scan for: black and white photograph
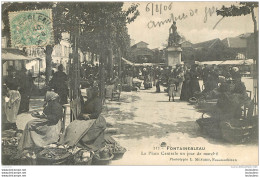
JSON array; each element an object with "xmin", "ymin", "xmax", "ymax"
[{"xmin": 1, "ymin": 1, "xmax": 259, "ymax": 171}]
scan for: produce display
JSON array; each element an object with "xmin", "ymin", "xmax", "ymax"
[
  {"xmin": 2, "ymin": 137, "xmax": 19, "ymax": 146},
  {"xmin": 2, "ymin": 145, "xmax": 17, "ymax": 156},
  {"xmin": 74, "ymin": 150, "xmax": 92, "ymax": 164},
  {"xmin": 92, "ymin": 146, "xmax": 114, "ymax": 165},
  {"xmin": 106, "ymin": 143, "xmax": 126, "ymax": 153},
  {"xmin": 1, "ymin": 129, "xmax": 127, "ymax": 165},
  {"xmin": 196, "ymin": 79, "xmax": 256, "ymax": 144},
  {"xmin": 95, "ymin": 147, "xmax": 111, "ymax": 159},
  {"xmin": 38, "ymin": 148, "xmax": 71, "ymax": 160}
]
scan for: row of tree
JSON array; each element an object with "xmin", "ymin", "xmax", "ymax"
[{"xmin": 2, "ymin": 2, "xmax": 139, "ymax": 83}]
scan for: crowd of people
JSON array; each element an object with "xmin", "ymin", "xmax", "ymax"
[
  {"xmin": 2, "ymin": 61, "xmax": 254, "ymax": 162},
  {"xmin": 119, "ymin": 63, "xmax": 250, "ymax": 104},
  {"xmin": 5, "ymin": 63, "xmax": 107, "ymax": 159}
]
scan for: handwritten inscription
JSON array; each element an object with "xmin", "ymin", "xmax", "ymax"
[
  {"xmin": 145, "ymin": 3, "xmax": 218, "ymax": 29},
  {"xmin": 146, "ymin": 2, "xmax": 172, "ymax": 15},
  {"xmin": 147, "ymin": 9, "xmax": 198, "ymax": 29}
]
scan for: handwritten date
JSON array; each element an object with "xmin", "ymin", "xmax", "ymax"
[{"xmin": 146, "ymin": 2, "xmax": 172, "ymax": 15}]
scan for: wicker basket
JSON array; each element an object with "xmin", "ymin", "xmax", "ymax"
[
  {"xmin": 2, "ymin": 145, "xmax": 18, "ymax": 165},
  {"xmin": 112, "ymin": 148, "xmax": 126, "ymax": 160},
  {"xmin": 73, "ymin": 150, "xmax": 93, "ymax": 165},
  {"xmin": 92, "ymin": 153, "xmax": 114, "ymax": 165},
  {"xmin": 122, "ymin": 85, "xmax": 132, "ymax": 92},
  {"xmin": 37, "ymin": 148, "xmax": 72, "ymax": 165},
  {"xmin": 189, "ymin": 97, "xmax": 198, "ymax": 105},
  {"xmin": 220, "ymin": 118, "xmax": 256, "ymax": 144},
  {"xmin": 196, "ymin": 113, "xmax": 222, "ymax": 139}
]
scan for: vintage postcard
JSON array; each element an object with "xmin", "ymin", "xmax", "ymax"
[{"xmin": 1, "ymin": 1, "xmax": 259, "ymax": 169}]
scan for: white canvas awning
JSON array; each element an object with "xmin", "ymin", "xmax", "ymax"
[
  {"xmin": 197, "ymin": 61, "xmax": 224, "ymax": 65},
  {"xmin": 122, "ymin": 57, "xmax": 134, "ymax": 65},
  {"xmin": 219, "ymin": 59, "xmax": 253, "ymax": 65},
  {"xmin": 2, "ymin": 48, "xmax": 38, "ymax": 61}
]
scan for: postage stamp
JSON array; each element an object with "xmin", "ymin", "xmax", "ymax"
[{"xmin": 9, "ymin": 9, "xmax": 54, "ymax": 48}]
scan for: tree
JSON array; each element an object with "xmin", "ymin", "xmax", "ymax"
[
  {"xmin": 77, "ymin": 3, "xmax": 139, "ymax": 74},
  {"xmin": 217, "ymin": 2, "xmax": 258, "ymax": 115},
  {"xmin": 216, "ymin": 3, "xmax": 258, "ymax": 62},
  {"xmin": 2, "ymin": 2, "xmax": 139, "ymax": 101},
  {"xmin": 55, "ymin": 2, "xmax": 139, "ymax": 100}
]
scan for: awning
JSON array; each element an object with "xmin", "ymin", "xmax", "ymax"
[
  {"xmin": 122, "ymin": 57, "xmax": 134, "ymax": 65},
  {"xmin": 197, "ymin": 61, "xmax": 224, "ymax": 65},
  {"xmin": 2, "ymin": 48, "xmax": 38, "ymax": 61},
  {"xmin": 134, "ymin": 63, "xmax": 154, "ymax": 66},
  {"xmin": 219, "ymin": 59, "xmax": 253, "ymax": 65},
  {"xmin": 243, "ymin": 59, "xmax": 254, "ymax": 65},
  {"xmin": 134, "ymin": 63, "xmax": 164, "ymax": 67},
  {"xmin": 196, "ymin": 59, "xmax": 254, "ymax": 66}
]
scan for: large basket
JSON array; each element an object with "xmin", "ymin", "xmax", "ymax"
[
  {"xmin": 2, "ymin": 145, "xmax": 18, "ymax": 165},
  {"xmin": 105, "ymin": 142, "xmax": 127, "ymax": 160},
  {"xmin": 112, "ymin": 148, "xmax": 126, "ymax": 160},
  {"xmin": 189, "ymin": 97, "xmax": 198, "ymax": 105},
  {"xmin": 122, "ymin": 85, "xmax": 132, "ymax": 92},
  {"xmin": 220, "ymin": 118, "xmax": 257, "ymax": 144},
  {"xmin": 73, "ymin": 150, "xmax": 94, "ymax": 165},
  {"xmin": 92, "ymin": 153, "xmax": 114, "ymax": 165},
  {"xmin": 37, "ymin": 148, "xmax": 72, "ymax": 165},
  {"xmin": 144, "ymin": 82, "xmax": 152, "ymax": 89},
  {"xmin": 196, "ymin": 114, "xmax": 222, "ymax": 139}
]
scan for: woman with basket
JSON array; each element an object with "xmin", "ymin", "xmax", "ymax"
[
  {"xmin": 18, "ymin": 91, "xmax": 63, "ymax": 156},
  {"xmin": 59, "ymin": 88, "xmax": 106, "ymax": 152}
]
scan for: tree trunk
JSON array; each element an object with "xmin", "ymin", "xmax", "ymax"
[
  {"xmin": 91, "ymin": 52, "xmax": 95, "ymax": 65},
  {"xmin": 73, "ymin": 35, "xmax": 80, "ymax": 99},
  {"xmin": 251, "ymin": 7, "xmax": 258, "ymax": 115},
  {"xmin": 118, "ymin": 48, "xmax": 122, "ymax": 92},
  {"xmin": 99, "ymin": 47, "xmax": 105, "ymax": 103},
  {"xmin": 45, "ymin": 45, "xmax": 53, "ymax": 85},
  {"xmin": 107, "ymin": 39, "xmax": 113, "ymax": 80}
]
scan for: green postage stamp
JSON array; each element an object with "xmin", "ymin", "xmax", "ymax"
[{"xmin": 9, "ymin": 9, "xmax": 54, "ymax": 47}]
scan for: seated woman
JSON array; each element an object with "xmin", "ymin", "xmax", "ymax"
[
  {"xmin": 217, "ymin": 75, "xmax": 254, "ymax": 119},
  {"xmin": 59, "ymin": 88, "xmax": 106, "ymax": 152},
  {"xmin": 81, "ymin": 86, "xmax": 102, "ymax": 119},
  {"xmin": 18, "ymin": 91, "xmax": 63, "ymax": 153}
]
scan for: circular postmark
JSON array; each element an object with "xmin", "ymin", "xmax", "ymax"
[{"xmin": 9, "ymin": 10, "xmax": 54, "ymax": 47}]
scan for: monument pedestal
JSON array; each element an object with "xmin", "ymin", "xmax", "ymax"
[{"xmin": 166, "ymin": 46, "xmax": 182, "ymax": 68}]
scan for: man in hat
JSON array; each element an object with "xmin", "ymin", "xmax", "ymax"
[
  {"xmin": 49, "ymin": 64, "xmax": 68, "ymax": 104},
  {"xmin": 17, "ymin": 67, "xmax": 33, "ymax": 113},
  {"xmin": 5, "ymin": 66, "xmax": 19, "ymax": 90}
]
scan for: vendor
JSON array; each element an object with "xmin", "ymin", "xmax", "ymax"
[
  {"xmin": 18, "ymin": 91, "xmax": 63, "ymax": 154},
  {"xmin": 216, "ymin": 69, "xmax": 254, "ymax": 119},
  {"xmin": 59, "ymin": 89, "xmax": 106, "ymax": 151},
  {"xmin": 3, "ymin": 67, "xmax": 21, "ymax": 130},
  {"xmin": 81, "ymin": 86, "xmax": 102, "ymax": 119}
]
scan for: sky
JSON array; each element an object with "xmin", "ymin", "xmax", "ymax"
[{"xmin": 124, "ymin": 2, "xmax": 258, "ymax": 49}]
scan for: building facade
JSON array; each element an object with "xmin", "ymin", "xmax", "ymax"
[{"xmin": 130, "ymin": 41, "xmax": 154, "ymax": 63}]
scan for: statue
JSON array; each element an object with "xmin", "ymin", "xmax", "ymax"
[
  {"xmin": 169, "ymin": 21, "xmax": 177, "ymax": 34},
  {"xmin": 168, "ymin": 21, "xmax": 181, "ymax": 47}
]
